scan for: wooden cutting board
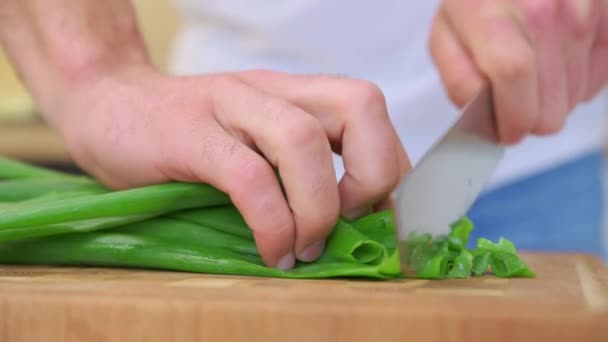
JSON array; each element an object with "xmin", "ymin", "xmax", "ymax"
[{"xmin": 0, "ymin": 253, "xmax": 607, "ymax": 342}]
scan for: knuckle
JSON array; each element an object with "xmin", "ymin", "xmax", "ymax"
[
  {"xmin": 207, "ymin": 74, "xmax": 243, "ymax": 99},
  {"xmin": 261, "ymin": 96, "xmax": 292, "ymax": 123},
  {"xmin": 228, "ymin": 156, "xmax": 295, "ymax": 233},
  {"xmin": 499, "ymin": 115, "xmax": 535, "ymax": 144},
  {"xmin": 291, "ymin": 182, "xmax": 340, "ymax": 245},
  {"xmin": 338, "ymin": 80, "xmax": 388, "ymax": 117},
  {"xmin": 537, "ymin": 113, "xmax": 567, "ymax": 134},
  {"xmin": 377, "ymin": 167, "xmax": 401, "ymax": 195},
  {"xmin": 357, "ymin": 161, "xmax": 401, "ymax": 200},
  {"xmin": 179, "ymin": 130, "xmax": 223, "ymax": 180},
  {"xmin": 259, "ymin": 97, "xmax": 325, "ymax": 147},
  {"xmin": 296, "ymin": 207, "xmax": 338, "ymax": 243},
  {"xmin": 237, "ymin": 68, "xmax": 275, "ymax": 81},
  {"xmin": 312, "ymin": 193, "xmax": 340, "ymax": 228},
  {"xmin": 521, "ymin": 0, "xmax": 557, "ymax": 31},
  {"xmin": 511, "ymin": 123, "xmax": 533, "ymax": 139},
  {"xmin": 486, "ymin": 50, "xmax": 535, "ymax": 81},
  {"xmin": 354, "ymin": 81, "xmax": 388, "ymax": 113},
  {"xmin": 502, "ymin": 131, "xmax": 526, "ymax": 145},
  {"xmin": 292, "ymin": 174, "xmax": 340, "ymax": 243},
  {"xmin": 311, "ymin": 176, "xmax": 339, "ymax": 204},
  {"xmin": 254, "ymin": 197, "xmax": 294, "ymax": 235},
  {"xmin": 383, "ymin": 164, "xmax": 403, "ymax": 193},
  {"xmin": 198, "ymin": 130, "xmax": 226, "ymax": 158},
  {"xmin": 571, "ymin": 18, "xmax": 595, "ymax": 40},
  {"xmin": 566, "ymin": 0, "xmax": 598, "ymax": 39},
  {"xmin": 442, "ymin": 72, "xmax": 464, "ymax": 96},
  {"xmin": 509, "ymin": 114, "xmax": 536, "ymax": 135},
  {"xmin": 282, "ymin": 114, "xmax": 326, "ymax": 148},
  {"xmin": 446, "ymin": 89, "xmax": 469, "ymax": 107},
  {"xmin": 233, "ymin": 156, "xmax": 274, "ymax": 191},
  {"xmin": 444, "ymin": 76, "xmax": 476, "ymax": 106},
  {"xmin": 544, "ymin": 118, "xmax": 566, "ymax": 134},
  {"xmin": 212, "ymin": 73, "xmax": 241, "ymax": 87}
]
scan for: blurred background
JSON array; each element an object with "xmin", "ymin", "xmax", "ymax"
[{"xmin": 0, "ymin": 0, "xmax": 178, "ymax": 168}]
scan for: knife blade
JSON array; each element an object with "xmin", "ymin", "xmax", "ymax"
[{"xmin": 394, "ymin": 87, "xmax": 504, "ymax": 240}]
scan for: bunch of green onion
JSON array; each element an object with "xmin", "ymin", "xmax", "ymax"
[{"xmin": 0, "ymin": 157, "xmax": 534, "ymax": 280}]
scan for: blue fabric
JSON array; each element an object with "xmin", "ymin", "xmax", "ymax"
[{"xmin": 466, "ymin": 150, "xmax": 606, "ymax": 259}]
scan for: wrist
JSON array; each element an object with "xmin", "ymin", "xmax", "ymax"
[
  {"xmin": 0, "ymin": 0, "xmax": 153, "ymax": 128},
  {"xmin": 48, "ymin": 60, "xmax": 157, "ymax": 134},
  {"xmin": 41, "ymin": 42, "xmax": 152, "ymax": 120}
]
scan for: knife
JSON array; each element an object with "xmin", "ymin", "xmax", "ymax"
[{"xmin": 394, "ymin": 87, "xmax": 504, "ymax": 241}]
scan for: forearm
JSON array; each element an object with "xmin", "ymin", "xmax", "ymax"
[{"xmin": 0, "ymin": 0, "xmax": 150, "ymax": 124}]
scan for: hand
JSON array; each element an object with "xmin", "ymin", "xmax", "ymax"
[
  {"xmin": 430, "ymin": 0, "xmax": 608, "ymax": 143},
  {"xmin": 54, "ymin": 66, "xmax": 410, "ymax": 270}
]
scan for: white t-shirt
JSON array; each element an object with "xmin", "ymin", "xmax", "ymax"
[{"xmin": 169, "ymin": 0, "xmax": 607, "ymax": 189}]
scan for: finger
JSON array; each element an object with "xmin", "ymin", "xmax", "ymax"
[
  {"xmin": 234, "ymin": 71, "xmax": 408, "ymax": 219},
  {"xmin": 561, "ymin": 0, "xmax": 600, "ymax": 108},
  {"xmin": 337, "ymin": 101, "xmax": 401, "ymax": 219},
  {"xmin": 586, "ymin": 0, "xmax": 608, "ymax": 99},
  {"xmin": 373, "ymin": 194, "xmax": 396, "ymax": 212},
  {"xmin": 393, "ymin": 126, "xmax": 411, "ymax": 184},
  {"xmin": 510, "ymin": 0, "xmax": 568, "ymax": 134},
  {"xmin": 443, "ymin": 1, "xmax": 540, "ymax": 144},
  {"xmin": 212, "ymin": 77, "xmax": 339, "ymax": 263},
  {"xmin": 429, "ymin": 11, "xmax": 485, "ymax": 107},
  {"xmin": 165, "ymin": 120, "xmax": 296, "ymax": 269}
]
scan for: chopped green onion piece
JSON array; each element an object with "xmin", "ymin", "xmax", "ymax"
[
  {"xmin": 448, "ymin": 217, "xmax": 474, "ymax": 249},
  {"xmin": 477, "ymin": 237, "xmax": 517, "ymax": 254},
  {"xmin": 402, "ymin": 218, "xmax": 535, "ymax": 279},
  {"xmin": 471, "ymin": 251, "xmax": 491, "ymax": 276},
  {"xmin": 447, "ymin": 249, "xmax": 473, "ymax": 279}
]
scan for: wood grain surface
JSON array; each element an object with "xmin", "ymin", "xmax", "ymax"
[{"xmin": 0, "ymin": 253, "xmax": 607, "ymax": 342}]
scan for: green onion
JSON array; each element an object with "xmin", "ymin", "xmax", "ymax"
[
  {"xmin": 0, "ymin": 178, "xmax": 107, "ymax": 202},
  {"xmin": 0, "ymin": 156, "xmax": 532, "ymax": 280},
  {"xmin": 446, "ymin": 249, "xmax": 473, "ymax": 279},
  {"xmin": 477, "ymin": 238, "xmax": 536, "ymax": 277},
  {"xmin": 0, "ymin": 182, "xmax": 230, "ymax": 242},
  {"xmin": 0, "ymin": 206, "xmax": 402, "ymax": 279},
  {"xmin": 471, "ymin": 251, "xmax": 491, "ymax": 276},
  {"xmin": 401, "ymin": 218, "xmax": 535, "ymax": 279},
  {"xmin": 0, "ymin": 157, "xmax": 401, "ymax": 279}
]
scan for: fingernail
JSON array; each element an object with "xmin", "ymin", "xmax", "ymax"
[
  {"xmin": 276, "ymin": 252, "xmax": 295, "ymax": 270},
  {"xmin": 343, "ymin": 207, "xmax": 369, "ymax": 220},
  {"xmin": 298, "ymin": 240, "xmax": 325, "ymax": 262}
]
